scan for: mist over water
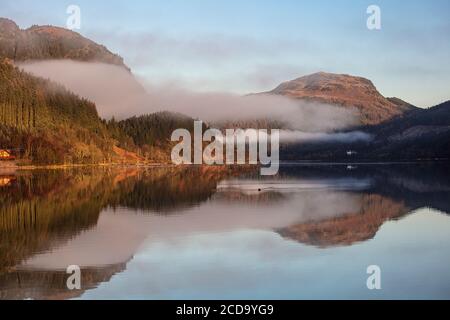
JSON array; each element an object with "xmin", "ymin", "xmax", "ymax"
[{"xmin": 19, "ymin": 60, "xmax": 360, "ymax": 135}]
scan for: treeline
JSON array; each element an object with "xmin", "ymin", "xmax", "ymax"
[
  {"xmin": 0, "ymin": 61, "xmax": 39, "ymax": 129},
  {"xmin": 0, "ymin": 59, "xmax": 114, "ymax": 164},
  {"xmin": 107, "ymin": 112, "xmax": 195, "ymax": 157},
  {"xmin": 0, "ymin": 59, "xmax": 102, "ymax": 128},
  {"xmin": 0, "ymin": 59, "xmax": 196, "ymax": 164}
]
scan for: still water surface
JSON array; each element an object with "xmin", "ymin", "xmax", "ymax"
[{"xmin": 1, "ymin": 164, "xmax": 450, "ymax": 299}]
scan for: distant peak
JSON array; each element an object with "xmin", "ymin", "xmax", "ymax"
[
  {"xmin": 272, "ymin": 71, "xmax": 376, "ymax": 95},
  {"xmin": 0, "ymin": 17, "xmax": 129, "ymax": 70},
  {"xmin": 266, "ymin": 72, "xmax": 410, "ymax": 125}
]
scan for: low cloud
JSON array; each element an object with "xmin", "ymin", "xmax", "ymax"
[
  {"xmin": 278, "ymin": 130, "xmax": 372, "ymax": 143},
  {"xmin": 217, "ymin": 129, "xmax": 372, "ymax": 145},
  {"xmin": 19, "ymin": 60, "xmax": 359, "ymax": 132}
]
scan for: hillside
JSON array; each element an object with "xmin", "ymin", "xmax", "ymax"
[
  {"xmin": 107, "ymin": 112, "xmax": 198, "ymax": 163},
  {"xmin": 281, "ymin": 101, "xmax": 450, "ymax": 161},
  {"xmin": 1, "ymin": 17, "xmax": 446, "ymax": 164},
  {"xmin": 266, "ymin": 72, "xmax": 417, "ymax": 125},
  {"xmin": 0, "ymin": 58, "xmax": 115, "ymax": 164},
  {"xmin": 109, "ymin": 112, "xmax": 195, "ymax": 147},
  {"xmin": 0, "ymin": 18, "xmax": 127, "ymax": 69},
  {"xmin": 0, "ymin": 58, "xmax": 195, "ymax": 164},
  {"xmin": 365, "ymin": 100, "xmax": 450, "ymax": 159},
  {"xmin": 0, "ymin": 18, "xmax": 199, "ymax": 165}
]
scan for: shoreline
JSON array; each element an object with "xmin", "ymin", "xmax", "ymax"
[
  {"xmin": 0, "ymin": 161, "xmax": 170, "ymax": 171},
  {"xmin": 1, "ymin": 158, "xmax": 449, "ymax": 172}
]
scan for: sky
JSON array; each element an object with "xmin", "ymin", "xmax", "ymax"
[{"xmin": 1, "ymin": 0, "xmax": 449, "ymax": 107}]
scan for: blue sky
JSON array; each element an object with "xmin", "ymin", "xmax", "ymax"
[{"xmin": 1, "ymin": 0, "xmax": 449, "ymax": 107}]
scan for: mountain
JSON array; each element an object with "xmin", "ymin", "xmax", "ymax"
[
  {"xmin": 371, "ymin": 100, "xmax": 450, "ymax": 135},
  {"xmin": 1, "ymin": 17, "xmax": 445, "ymax": 164},
  {"xmin": 266, "ymin": 72, "xmax": 417, "ymax": 125},
  {"xmin": 0, "ymin": 18, "xmax": 127, "ymax": 69},
  {"xmin": 281, "ymin": 100, "xmax": 450, "ymax": 161},
  {"xmin": 365, "ymin": 100, "xmax": 450, "ymax": 159},
  {"xmin": 0, "ymin": 18, "xmax": 199, "ymax": 165}
]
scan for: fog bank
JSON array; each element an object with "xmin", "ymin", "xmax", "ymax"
[{"xmin": 19, "ymin": 60, "xmax": 360, "ymax": 132}]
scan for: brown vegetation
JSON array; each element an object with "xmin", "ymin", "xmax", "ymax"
[{"xmin": 267, "ymin": 72, "xmax": 417, "ymax": 125}]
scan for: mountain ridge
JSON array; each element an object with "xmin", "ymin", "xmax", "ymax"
[
  {"xmin": 1, "ymin": 17, "xmax": 448, "ymax": 165},
  {"xmin": 0, "ymin": 17, "xmax": 128, "ymax": 70},
  {"xmin": 281, "ymin": 100, "xmax": 450, "ymax": 161},
  {"xmin": 264, "ymin": 72, "xmax": 418, "ymax": 125}
]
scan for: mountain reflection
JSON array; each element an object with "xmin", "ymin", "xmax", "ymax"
[
  {"xmin": 0, "ymin": 163, "xmax": 449, "ymax": 299},
  {"xmin": 278, "ymin": 193, "xmax": 410, "ymax": 247},
  {"xmin": 239, "ymin": 164, "xmax": 450, "ymax": 247},
  {"xmin": 0, "ymin": 166, "xmax": 248, "ymax": 269}
]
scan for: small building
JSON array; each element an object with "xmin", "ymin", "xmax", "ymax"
[
  {"xmin": 0, "ymin": 149, "xmax": 15, "ymax": 160},
  {"xmin": 0, "ymin": 176, "xmax": 15, "ymax": 187}
]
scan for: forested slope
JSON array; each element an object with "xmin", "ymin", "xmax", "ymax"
[
  {"xmin": 0, "ymin": 59, "xmax": 196, "ymax": 164},
  {"xmin": 0, "ymin": 58, "xmax": 114, "ymax": 164}
]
